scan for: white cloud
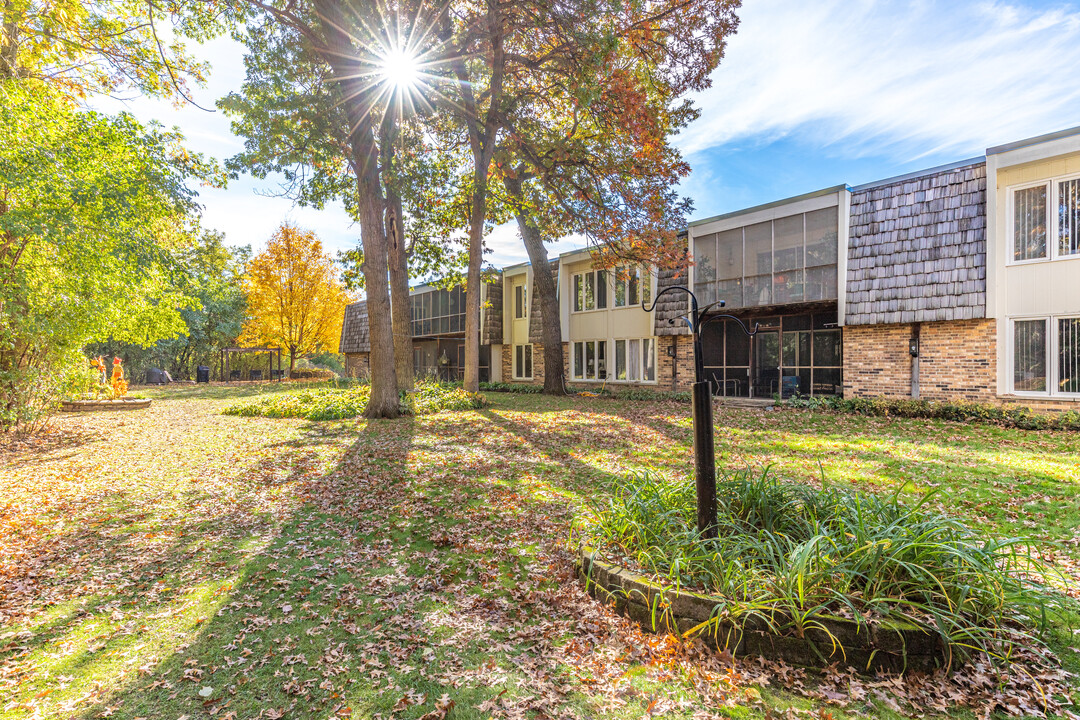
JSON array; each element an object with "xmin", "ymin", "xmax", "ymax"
[{"xmin": 680, "ymin": 0, "xmax": 1080, "ymax": 159}]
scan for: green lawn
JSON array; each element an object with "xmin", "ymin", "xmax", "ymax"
[{"xmin": 1, "ymin": 387, "xmax": 1077, "ymax": 719}]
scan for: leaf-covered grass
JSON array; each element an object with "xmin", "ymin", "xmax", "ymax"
[
  {"xmin": 1, "ymin": 388, "xmax": 1078, "ymax": 719},
  {"xmin": 577, "ymin": 470, "xmax": 1074, "ymax": 668},
  {"xmin": 220, "ymin": 379, "xmax": 486, "ymax": 420}
]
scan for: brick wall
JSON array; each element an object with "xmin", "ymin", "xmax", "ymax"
[
  {"xmin": 657, "ymin": 335, "xmax": 695, "ymax": 392},
  {"xmin": 843, "ymin": 325, "xmax": 914, "ymax": 399},
  {"xmin": 919, "ymin": 320, "xmax": 996, "ymax": 402},
  {"xmin": 843, "ymin": 320, "xmax": 996, "ymax": 402}
]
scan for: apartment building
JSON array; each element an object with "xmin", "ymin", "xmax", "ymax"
[{"xmin": 340, "ymin": 125, "xmax": 1080, "ymax": 410}]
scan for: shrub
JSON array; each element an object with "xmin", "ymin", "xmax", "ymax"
[
  {"xmin": 222, "ymin": 380, "xmax": 485, "ymax": 420},
  {"xmin": 289, "ymin": 368, "xmax": 337, "ymax": 381},
  {"xmin": 478, "ymin": 381, "xmax": 544, "ymax": 394},
  {"xmin": 576, "ymin": 469, "xmax": 1073, "ymax": 667},
  {"xmin": 787, "ymin": 394, "xmax": 1080, "ymax": 431}
]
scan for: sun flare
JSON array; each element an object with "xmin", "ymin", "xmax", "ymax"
[{"xmin": 379, "ymin": 45, "xmax": 421, "ymax": 90}]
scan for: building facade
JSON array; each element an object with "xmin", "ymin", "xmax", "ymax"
[
  {"xmin": 340, "ymin": 281, "xmax": 500, "ymax": 382},
  {"xmin": 339, "ymin": 125, "xmax": 1080, "ymax": 410}
]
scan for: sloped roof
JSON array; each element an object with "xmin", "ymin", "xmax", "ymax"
[
  {"xmin": 846, "ymin": 161, "xmax": 987, "ymax": 326},
  {"xmin": 339, "ymin": 301, "xmax": 370, "ymax": 354}
]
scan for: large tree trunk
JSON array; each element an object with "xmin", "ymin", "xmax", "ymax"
[
  {"xmin": 381, "ymin": 119, "xmax": 413, "ymax": 392},
  {"xmin": 462, "ymin": 165, "xmax": 486, "ymax": 393},
  {"xmin": 505, "ymin": 177, "xmax": 564, "ymax": 394},
  {"xmin": 314, "ymin": 0, "xmax": 398, "ymax": 418},
  {"xmin": 386, "ymin": 192, "xmax": 413, "ymax": 391}
]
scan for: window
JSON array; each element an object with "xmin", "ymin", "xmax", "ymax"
[
  {"xmin": 611, "ymin": 337, "xmax": 657, "ymax": 383},
  {"xmin": 513, "ymin": 344, "xmax": 533, "ymax": 379},
  {"xmin": 613, "ymin": 266, "xmax": 651, "ymax": 307},
  {"xmin": 1011, "ymin": 176, "xmax": 1080, "ymax": 262},
  {"xmin": 572, "ymin": 270, "xmax": 607, "ymax": 312},
  {"xmin": 1059, "ymin": 178, "xmax": 1080, "ymax": 258},
  {"xmin": 1013, "ymin": 320, "xmax": 1047, "ymax": 392},
  {"xmin": 514, "ymin": 283, "xmax": 527, "ymax": 319},
  {"xmin": 411, "ymin": 286, "xmax": 465, "ymax": 337},
  {"xmin": 693, "ymin": 206, "xmax": 839, "ymax": 310},
  {"xmin": 1009, "ymin": 316, "xmax": 1080, "ymax": 396},
  {"xmin": 1013, "ymin": 184, "xmax": 1048, "ymax": 261},
  {"xmin": 572, "ymin": 340, "xmax": 607, "ymax": 381},
  {"xmin": 1060, "ymin": 317, "xmax": 1080, "ymax": 393}
]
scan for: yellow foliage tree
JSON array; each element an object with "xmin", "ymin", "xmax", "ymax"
[{"xmin": 240, "ymin": 223, "xmax": 350, "ymax": 373}]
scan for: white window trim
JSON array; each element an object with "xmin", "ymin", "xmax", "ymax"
[
  {"xmin": 569, "ymin": 336, "xmax": 659, "ymax": 385},
  {"xmin": 612, "ymin": 266, "xmax": 655, "ymax": 309},
  {"xmin": 1006, "ymin": 314, "xmax": 1080, "ymax": 398},
  {"xmin": 512, "ymin": 343, "xmax": 533, "ymax": 380},
  {"xmin": 513, "ymin": 283, "xmax": 528, "ymax": 320},
  {"xmin": 1006, "ymin": 172, "xmax": 1080, "ymax": 267},
  {"xmin": 571, "ymin": 270, "xmax": 608, "ymax": 314}
]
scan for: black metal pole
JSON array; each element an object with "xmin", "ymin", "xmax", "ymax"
[
  {"xmin": 691, "ymin": 379, "xmax": 718, "ymax": 538},
  {"xmin": 643, "ymin": 286, "xmax": 756, "ymax": 542}
]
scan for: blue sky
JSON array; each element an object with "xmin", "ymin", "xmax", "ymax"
[{"xmin": 102, "ymin": 0, "xmax": 1080, "ymax": 267}]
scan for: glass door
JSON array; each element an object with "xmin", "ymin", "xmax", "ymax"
[{"xmin": 752, "ymin": 331, "xmax": 780, "ymax": 398}]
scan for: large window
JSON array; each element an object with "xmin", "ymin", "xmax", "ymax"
[
  {"xmin": 572, "ymin": 270, "xmax": 608, "ymax": 312},
  {"xmin": 1011, "ymin": 316, "xmax": 1080, "ymax": 396},
  {"xmin": 1011, "ymin": 175, "xmax": 1080, "ymax": 262},
  {"xmin": 613, "ymin": 338, "xmax": 657, "ymax": 382},
  {"xmin": 513, "ymin": 344, "xmax": 533, "ymax": 380},
  {"xmin": 411, "ymin": 286, "xmax": 465, "ymax": 337},
  {"xmin": 693, "ymin": 206, "xmax": 838, "ymax": 309},
  {"xmin": 613, "ymin": 266, "xmax": 652, "ymax": 307},
  {"xmin": 572, "ymin": 340, "xmax": 608, "ymax": 381}
]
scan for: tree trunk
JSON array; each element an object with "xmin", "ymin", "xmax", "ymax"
[
  {"xmin": 381, "ymin": 118, "xmax": 413, "ymax": 392},
  {"xmin": 386, "ymin": 192, "xmax": 413, "ymax": 391},
  {"xmin": 313, "ymin": 0, "xmax": 398, "ymax": 418},
  {"xmin": 505, "ymin": 177, "xmax": 564, "ymax": 394},
  {"xmin": 462, "ymin": 165, "xmax": 486, "ymax": 394}
]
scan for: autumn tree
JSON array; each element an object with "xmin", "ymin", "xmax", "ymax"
[
  {"xmin": 240, "ymin": 223, "xmax": 350, "ymax": 373},
  {"xmin": 424, "ymin": 0, "xmax": 737, "ymax": 393}
]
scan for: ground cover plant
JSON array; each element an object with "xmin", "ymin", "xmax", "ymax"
[
  {"xmin": 1, "ymin": 387, "xmax": 1078, "ymax": 719},
  {"xmin": 788, "ymin": 394, "xmax": 1080, "ymax": 431},
  {"xmin": 221, "ymin": 379, "xmax": 485, "ymax": 420},
  {"xmin": 576, "ymin": 470, "xmax": 1073, "ymax": 670}
]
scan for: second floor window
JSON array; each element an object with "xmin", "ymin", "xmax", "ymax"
[
  {"xmin": 514, "ymin": 284, "xmax": 527, "ymax": 319},
  {"xmin": 1012, "ymin": 175, "xmax": 1080, "ymax": 262},
  {"xmin": 613, "ymin": 266, "xmax": 651, "ymax": 307},
  {"xmin": 572, "ymin": 271, "xmax": 607, "ymax": 312}
]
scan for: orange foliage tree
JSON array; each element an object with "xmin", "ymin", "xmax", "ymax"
[{"xmin": 240, "ymin": 223, "xmax": 350, "ymax": 373}]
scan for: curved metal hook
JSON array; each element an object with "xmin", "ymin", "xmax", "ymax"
[
  {"xmin": 641, "ymin": 284, "xmax": 697, "ymax": 316},
  {"xmin": 699, "ymin": 313, "xmax": 760, "ymax": 337}
]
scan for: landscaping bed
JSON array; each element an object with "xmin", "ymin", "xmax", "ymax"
[
  {"xmin": 573, "ymin": 470, "xmax": 1073, "ymax": 676},
  {"xmin": 60, "ymin": 397, "xmax": 151, "ymax": 412},
  {"xmin": 576, "ymin": 547, "xmax": 946, "ymax": 673},
  {"xmin": 221, "ymin": 379, "xmax": 485, "ymax": 420}
]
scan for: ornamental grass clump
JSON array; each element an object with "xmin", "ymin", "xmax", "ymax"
[
  {"xmin": 223, "ymin": 380, "xmax": 485, "ymax": 420},
  {"xmin": 576, "ymin": 469, "xmax": 1073, "ymax": 668}
]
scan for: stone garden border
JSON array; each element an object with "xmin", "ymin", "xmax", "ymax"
[
  {"xmin": 575, "ymin": 546, "xmax": 948, "ymax": 674},
  {"xmin": 61, "ymin": 398, "xmax": 152, "ymax": 412}
]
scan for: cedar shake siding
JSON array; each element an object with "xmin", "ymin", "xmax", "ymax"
[
  {"xmin": 481, "ymin": 277, "xmax": 503, "ymax": 346},
  {"xmin": 653, "ymin": 258, "xmax": 691, "ymax": 337},
  {"xmin": 846, "ymin": 160, "xmax": 987, "ymax": 326},
  {"xmin": 339, "ymin": 301, "xmax": 371, "ymax": 354}
]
